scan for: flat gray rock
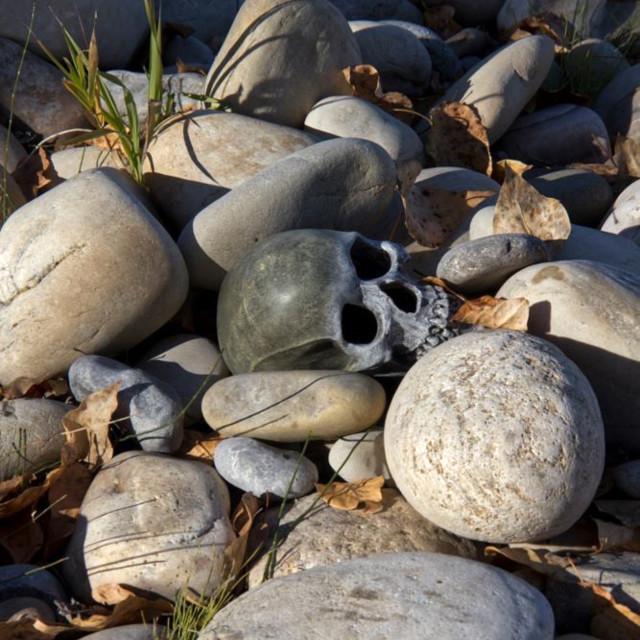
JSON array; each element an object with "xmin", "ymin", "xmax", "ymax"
[
  {"xmin": 204, "ymin": 0, "xmax": 361, "ymax": 127},
  {"xmin": 600, "ymin": 179, "xmax": 640, "ymax": 247},
  {"xmin": 498, "ymin": 261, "xmax": 640, "ymax": 452},
  {"xmin": 159, "ymin": 0, "xmax": 240, "ymax": 44},
  {"xmin": 202, "ymin": 371, "xmax": 385, "ymax": 442},
  {"xmin": 385, "ymin": 331, "xmax": 605, "ymax": 543},
  {"xmin": 214, "ymin": 437, "xmax": 318, "ymax": 499},
  {"xmin": 436, "ymin": 234, "xmax": 549, "ymax": 295},
  {"xmin": 178, "ymin": 138, "xmax": 396, "ymax": 290},
  {"xmin": 246, "ymin": 493, "xmax": 481, "ymax": 587},
  {"xmin": 439, "ymin": 36, "xmax": 555, "ymax": 143},
  {"xmin": 63, "ymin": 451, "xmax": 234, "ymax": 602},
  {"xmin": 145, "ymin": 110, "xmax": 318, "ymax": 230},
  {"xmin": 0, "ymin": 398, "xmax": 69, "ymax": 481},
  {"xmin": 200, "ymin": 552, "xmax": 555, "ymax": 640},
  {"xmin": 593, "ymin": 63, "xmax": 640, "ymax": 140},
  {"xmin": 69, "ymin": 355, "xmax": 184, "ymax": 454},
  {"xmin": 0, "ymin": 168, "xmax": 188, "ymax": 385}
]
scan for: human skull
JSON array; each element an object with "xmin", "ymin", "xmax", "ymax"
[{"xmin": 217, "ymin": 229, "xmax": 461, "ymax": 374}]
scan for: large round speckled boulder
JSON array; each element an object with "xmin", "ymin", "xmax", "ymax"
[
  {"xmin": 385, "ymin": 330, "xmax": 605, "ymax": 543},
  {"xmin": 199, "ymin": 552, "xmax": 555, "ymax": 640}
]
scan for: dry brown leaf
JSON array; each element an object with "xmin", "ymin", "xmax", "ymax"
[
  {"xmin": 595, "ymin": 500, "xmax": 640, "ymax": 528},
  {"xmin": 452, "ymin": 295, "xmax": 529, "ymax": 331},
  {"xmin": 342, "ymin": 64, "xmax": 414, "ymax": 125},
  {"xmin": 493, "ymin": 164, "xmax": 571, "ymax": 240},
  {"xmin": 427, "ymin": 102, "xmax": 492, "ymax": 176},
  {"xmin": 405, "ymin": 187, "xmax": 495, "ymax": 248},
  {"xmin": 568, "ymin": 161, "xmax": 619, "ymax": 181},
  {"xmin": 595, "ymin": 519, "xmax": 640, "ymax": 552},
  {"xmin": 492, "ymin": 158, "xmax": 532, "ymax": 184},
  {"xmin": 61, "ymin": 382, "xmax": 120, "ymax": 467},
  {"xmin": 10, "ymin": 148, "xmax": 62, "ymax": 200},
  {"xmin": 0, "ymin": 474, "xmax": 31, "ymax": 502},
  {"xmin": 175, "ymin": 58, "xmax": 207, "ymax": 75},
  {"xmin": 420, "ymin": 276, "xmax": 467, "ymax": 301},
  {"xmin": 1, "ymin": 377, "xmax": 69, "ymax": 400},
  {"xmin": 316, "ymin": 475, "xmax": 384, "ymax": 514},
  {"xmin": 178, "ymin": 429, "xmax": 224, "ymax": 461},
  {"xmin": 0, "ymin": 511, "xmax": 43, "ymax": 563},
  {"xmin": 615, "ymin": 134, "xmax": 640, "ymax": 179},
  {"xmin": 0, "ymin": 618, "xmax": 71, "ymax": 639},
  {"xmin": 485, "ymin": 545, "xmax": 575, "ymax": 576}
]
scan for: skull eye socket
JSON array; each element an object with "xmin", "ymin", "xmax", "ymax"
[
  {"xmin": 380, "ymin": 283, "xmax": 418, "ymax": 313},
  {"xmin": 350, "ymin": 237, "xmax": 392, "ymax": 280},
  {"xmin": 341, "ymin": 304, "xmax": 378, "ymax": 344}
]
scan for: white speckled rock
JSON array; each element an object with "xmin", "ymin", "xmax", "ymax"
[
  {"xmin": 199, "ymin": 552, "xmax": 555, "ymax": 640},
  {"xmin": 145, "ymin": 110, "xmax": 318, "ymax": 230},
  {"xmin": 385, "ymin": 330, "xmax": 605, "ymax": 543},
  {"xmin": 137, "ymin": 334, "xmax": 228, "ymax": 423},
  {"xmin": 69, "ymin": 355, "xmax": 184, "ymax": 454},
  {"xmin": 497, "ymin": 104, "xmax": 611, "ymax": 166},
  {"xmin": 438, "ymin": 36, "xmax": 555, "ymax": 143},
  {"xmin": 600, "ymin": 179, "xmax": 640, "ymax": 247},
  {"xmin": 0, "ymin": 168, "xmax": 189, "ymax": 385},
  {"xmin": 611, "ymin": 460, "xmax": 640, "ymax": 499},
  {"xmin": 246, "ymin": 493, "xmax": 481, "ymax": 587},
  {"xmin": 328, "ymin": 427, "xmax": 391, "ymax": 483},
  {"xmin": 498, "ymin": 261, "xmax": 640, "ymax": 452},
  {"xmin": 214, "ymin": 437, "xmax": 318, "ymax": 499},
  {"xmin": 203, "ymin": 371, "xmax": 385, "ymax": 442},
  {"xmin": 63, "ymin": 451, "xmax": 234, "ymax": 602},
  {"xmin": 304, "ymin": 95, "xmax": 422, "ymax": 190},
  {"xmin": 0, "ymin": 399, "xmax": 69, "ymax": 481},
  {"xmin": 178, "ymin": 138, "xmax": 396, "ymax": 290},
  {"xmin": 203, "ymin": 0, "xmax": 361, "ymax": 127}
]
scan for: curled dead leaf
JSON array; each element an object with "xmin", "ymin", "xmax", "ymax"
[
  {"xmin": 1, "ymin": 376, "xmax": 69, "ymax": 400},
  {"xmin": 316, "ymin": 475, "xmax": 384, "ymax": 515},
  {"xmin": 492, "ymin": 158, "xmax": 532, "ymax": 184},
  {"xmin": 484, "ymin": 545, "xmax": 574, "ymax": 576},
  {"xmin": 10, "ymin": 148, "xmax": 62, "ymax": 200},
  {"xmin": 0, "ymin": 618, "xmax": 72, "ymax": 639},
  {"xmin": 420, "ymin": 275, "xmax": 467, "ymax": 301},
  {"xmin": 0, "ymin": 466, "xmax": 64, "ymax": 520},
  {"xmin": 61, "ymin": 382, "xmax": 120, "ymax": 467},
  {"xmin": 427, "ymin": 102, "xmax": 492, "ymax": 176},
  {"xmin": 178, "ymin": 429, "xmax": 224, "ymax": 461},
  {"xmin": 452, "ymin": 295, "xmax": 529, "ymax": 331},
  {"xmin": 405, "ymin": 187, "xmax": 495, "ymax": 248},
  {"xmin": 493, "ymin": 164, "xmax": 571, "ymax": 240}
]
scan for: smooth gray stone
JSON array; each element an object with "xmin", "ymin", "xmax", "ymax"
[
  {"xmin": 593, "ymin": 64, "xmax": 640, "ymax": 141},
  {"xmin": 214, "ymin": 437, "xmax": 318, "ymax": 499},
  {"xmin": 445, "ymin": 0, "xmax": 506, "ymax": 24},
  {"xmin": 565, "ymin": 38, "xmax": 630, "ymax": 99},
  {"xmin": 498, "ymin": 104, "xmax": 611, "ymax": 166},
  {"xmin": 328, "ymin": 427, "xmax": 391, "ymax": 482},
  {"xmin": 386, "ymin": 331, "xmax": 604, "ymax": 543},
  {"xmin": 246, "ymin": 494, "xmax": 481, "ymax": 587},
  {"xmin": 436, "ymin": 234, "xmax": 549, "ymax": 295},
  {"xmin": 329, "ymin": 0, "xmax": 423, "ymax": 23},
  {"xmin": 0, "ymin": 0, "xmax": 148, "ymax": 69},
  {"xmin": 439, "ymin": 36, "xmax": 555, "ymax": 143},
  {"xmin": 159, "ymin": 0, "xmax": 240, "ymax": 44},
  {"xmin": 611, "ymin": 460, "xmax": 640, "ymax": 499},
  {"xmin": 0, "ymin": 168, "xmax": 189, "ymax": 385},
  {"xmin": 0, "ymin": 398, "xmax": 69, "ymax": 481},
  {"xmin": 351, "ymin": 22, "xmax": 433, "ymax": 96},
  {"xmin": 204, "ymin": 0, "xmax": 361, "ymax": 127},
  {"xmin": 69, "ymin": 355, "xmax": 184, "ymax": 454},
  {"xmin": 137, "ymin": 334, "xmax": 228, "ymax": 423},
  {"xmin": 0, "ymin": 597, "xmax": 55, "ymax": 623},
  {"xmin": 49, "ymin": 147, "xmax": 120, "ymax": 179},
  {"xmin": 178, "ymin": 138, "xmax": 396, "ymax": 290},
  {"xmin": 0, "ymin": 37, "xmax": 87, "ymax": 138},
  {"xmin": 63, "ymin": 451, "xmax": 233, "ymax": 602},
  {"xmin": 601, "ymin": 179, "xmax": 640, "ymax": 247},
  {"xmin": 498, "ymin": 261, "xmax": 640, "ymax": 452},
  {"xmin": 82, "ymin": 625, "xmax": 167, "ymax": 640},
  {"xmin": 200, "ymin": 552, "xmax": 555, "ymax": 640},
  {"xmin": 0, "ymin": 565, "xmax": 67, "ymax": 609},
  {"xmin": 380, "ymin": 20, "xmax": 463, "ymax": 81},
  {"xmin": 527, "ymin": 168, "xmax": 614, "ymax": 227},
  {"xmin": 446, "ymin": 28, "xmax": 491, "ymax": 59},
  {"xmin": 163, "ymin": 34, "xmax": 215, "ymax": 68}
]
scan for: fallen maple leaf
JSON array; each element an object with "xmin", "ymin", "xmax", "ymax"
[
  {"xmin": 342, "ymin": 64, "xmax": 414, "ymax": 125},
  {"xmin": 427, "ymin": 102, "xmax": 492, "ymax": 176},
  {"xmin": 405, "ymin": 186, "xmax": 495, "ymax": 248},
  {"xmin": 452, "ymin": 295, "xmax": 529, "ymax": 331},
  {"xmin": 316, "ymin": 475, "xmax": 384, "ymax": 515},
  {"xmin": 493, "ymin": 164, "xmax": 571, "ymax": 240},
  {"xmin": 61, "ymin": 382, "xmax": 121, "ymax": 467}
]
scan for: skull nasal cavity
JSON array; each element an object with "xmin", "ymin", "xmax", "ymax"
[
  {"xmin": 380, "ymin": 283, "xmax": 418, "ymax": 313},
  {"xmin": 350, "ymin": 238, "xmax": 392, "ymax": 280},
  {"xmin": 341, "ymin": 304, "xmax": 378, "ymax": 344}
]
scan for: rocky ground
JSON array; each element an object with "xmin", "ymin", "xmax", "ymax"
[{"xmin": 0, "ymin": 0, "xmax": 639, "ymax": 639}]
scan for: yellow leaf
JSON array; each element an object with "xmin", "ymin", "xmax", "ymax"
[
  {"xmin": 405, "ymin": 187, "xmax": 495, "ymax": 248},
  {"xmin": 316, "ymin": 475, "xmax": 384, "ymax": 514},
  {"xmin": 452, "ymin": 295, "xmax": 529, "ymax": 331},
  {"xmin": 493, "ymin": 164, "xmax": 571, "ymax": 241},
  {"xmin": 428, "ymin": 102, "xmax": 492, "ymax": 176},
  {"xmin": 61, "ymin": 382, "xmax": 121, "ymax": 467}
]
